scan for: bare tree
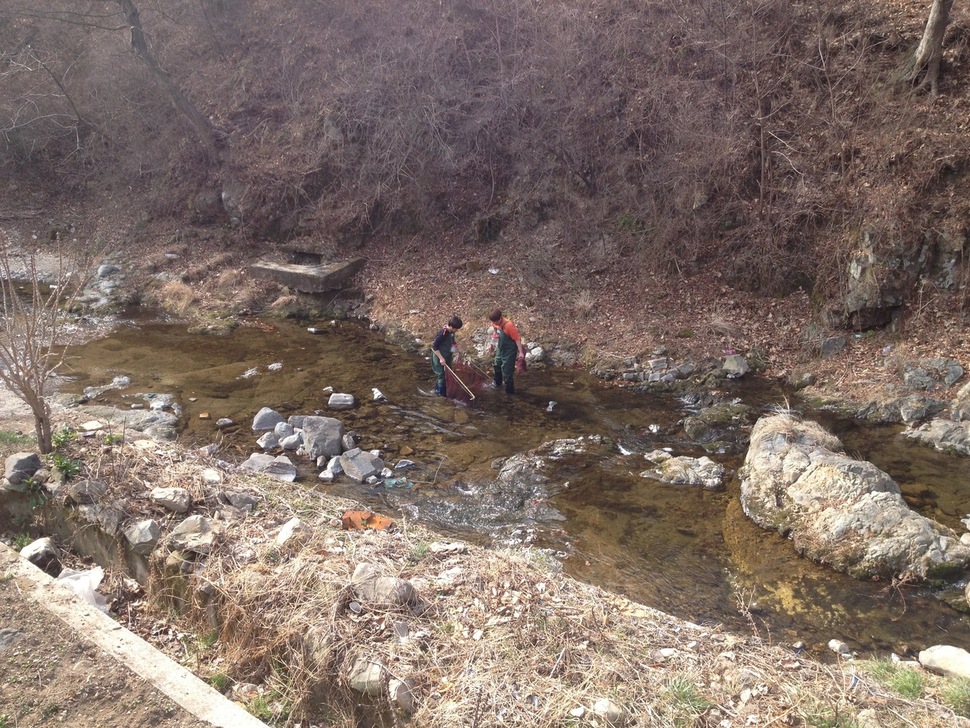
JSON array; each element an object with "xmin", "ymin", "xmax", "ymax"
[
  {"xmin": 1, "ymin": 0, "xmax": 224, "ymax": 162},
  {"xmin": 0, "ymin": 232, "xmax": 92, "ymax": 453},
  {"xmin": 114, "ymin": 0, "xmax": 224, "ymax": 160},
  {"xmin": 908, "ymin": 0, "xmax": 954, "ymax": 96}
]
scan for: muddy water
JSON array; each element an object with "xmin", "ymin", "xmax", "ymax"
[{"xmin": 61, "ymin": 317, "xmax": 970, "ymax": 657}]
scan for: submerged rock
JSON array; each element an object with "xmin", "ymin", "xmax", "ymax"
[{"xmin": 640, "ymin": 451, "xmax": 725, "ymax": 490}]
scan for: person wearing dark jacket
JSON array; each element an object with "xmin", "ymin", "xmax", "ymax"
[{"xmin": 431, "ymin": 316, "xmax": 463, "ymax": 396}]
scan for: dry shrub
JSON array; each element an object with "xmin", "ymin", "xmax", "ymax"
[
  {"xmin": 752, "ymin": 411, "xmax": 843, "ymax": 452},
  {"xmin": 705, "ymin": 304, "xmax": 741, "ymax": 343},
  {"xmin": 228, "ymin": 280, "xmax": 268, "ymax": 311},
  {"xmin": 575, "ymin": 290, "xmax": 595, "ymax": 319},
  {"xmin": 268, "ymin": 294, "xmax": 298, "ymax": 311},
  {"xmin": 153, "ymin": 279, "xmax": 198, "ymax": 316},
  {"xmin": 184, "ymin": 252, "xmax": 238, "ymax": 284},
  {"xmin": 142, "ymin": 251, "xmax": 178, "ymax": 275},
  {"xmin": 214, "ymin": 268, "xmax": 246, "ymax": 291}
]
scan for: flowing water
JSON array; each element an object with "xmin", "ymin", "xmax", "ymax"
[{"xmin": 60, "ymin": 316, "xmax": 970, "ymax": 659}]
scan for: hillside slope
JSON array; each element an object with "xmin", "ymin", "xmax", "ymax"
[{"xmin": 1, "ymin": 0, "xmax": 970, "ymax": 390}]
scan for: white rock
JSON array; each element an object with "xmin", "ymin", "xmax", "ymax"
[
  {"xmin": 388, "ymin": 678, "xmax": 417, "ymax": 714},
  {"xmin": 591, "ymin": 697, "xmax": 627, "ymax": 726},
  {"xmin": 276, "ymin": 517, "xmax": 312, "ymax": 549},
  {"xmin": 201, "ymin": 468, "xmax": 223, "ymax": 484},
  {"xmin": 827, "ymin": 639, "xmax": 851, "ymax": 656},
  {"xmin": 919, "ymin": 644, "xmax": 970, "ymax": 679}
]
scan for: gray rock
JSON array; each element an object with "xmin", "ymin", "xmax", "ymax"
[
  {"xmin": 298, "ymin": 416, "xmax": 345, "ymax": 460},
  {"xmin": 276, "ymin": 517, "xmax": 312, "ymax": 549},
  {"xmin": 168, "ymin": 514, "xmax": 217, "ymax": 554},
  {"xmin": 252, "ymin": 407, "xmax": 285, "ymax": 432},
  {"xmin": 124, "ymin": 519, "xmax": 161, "ymax": 555},
  {"xmin": 256, "ymin": 431, "xmax": 280, "ymax": 451},
  {"xmin": 67, "ymin": 479, "xmax": 108, "ymax": 505},
  {"xmin": 280, "ymin": 433, "xmax": 303, "ymax": 451},
  {"xmin": 351, "ymin": 563, "xmax": 416, "ymax": 608},
  {"xmin": 273, "ymin": 422, "xmax": 295, "ymax": 439},
  {"xmin": 722, "ymin": 354, "xmax": 749, "ymax": 378},
  {"xmin": 347, "ymin": 657, "xmax": 386, "ymax": 696},
  {"xmin": 641, "ymin": 454, "xmax": 724, "ymax": 490},
  {"xmin": 903, "ymin": 365, "xmax": 937, "ymax": 391},
  {"xmin": 820, "ymin": 336, "xmax": 846, "ymax": 358},
  {"xmin": 4, "ymin": 452, "xmax": 42, "ymax": 488},
  {"xmin": 591, "ymin": 697, "xmax": 628, "ymax": 727},
  {"xmin": 907, "ymin": 419, "xmax": 970, "ymax": 456},
  {"xmin": 388, "ymin": 677, "xmax": 417, "ymax": 714},
  {"xmin": 20, "ymin": 537, "xmax": 60, "ymax": 575},
  {"xmin": 240, "ymin": 453, "xmax": 276, "ymax": 472},
  {"xmin": 217, "ymin": 490, "xmax": 260, "ymax": 512},
  {"xmin": 264, "ymin": 455, "xmax": 298, "ymax": 482},
  {"xmin": 339, "ymin": 448, "xmax": 383, "ymax": 483},
  {"xmin": 241, "ymin": 453, "xmax": 297, "ymax": 482},
  {"xmin": 327, "ymin": 393, "xmax": 356, "ymax": 410},
  {"xmin": 82, "ymin": 375, "xmax": 131, "ymax": 399},
  {"xmin": 77, "ymin": 503, "xmax": 124, "ymax": 536},
  {"xmin": 151, "ymin": 486, "xmax": 192, "ymax": 513},
  {"xmin": 0, "ymin": 628, "xmax": 23, "ymax": 650}
]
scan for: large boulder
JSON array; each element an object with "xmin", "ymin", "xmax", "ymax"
[{"xmin": 739, "ymin": 414, "xmax": 970, "ymax": 580}]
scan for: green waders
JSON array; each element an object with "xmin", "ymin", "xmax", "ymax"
[
  {"xmin": 492, "ymin": 328, "xmax": 518, "ymax": 394},
  {"xmin": 431, "ymin": 351, "xmax": 453, "ymax": 396}
]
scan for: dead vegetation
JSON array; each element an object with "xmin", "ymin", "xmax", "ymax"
[
  {"xmin": 22, "ymin": 429, "xmax": 965, "ymax": 727},
  {"xmin": 3, "ymin": 0, "xmax": 970, "ymax": 316}
]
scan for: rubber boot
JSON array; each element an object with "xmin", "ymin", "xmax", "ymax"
[
  {"xmin": 493, "ymin": 364, "xmax": 503, "ymax": 389},
  {"xmin": 505, "ymin": 380, "xmax": 515, "ymax": 395}
]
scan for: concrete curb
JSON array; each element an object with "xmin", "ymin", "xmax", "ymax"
[{"xmin": 1, "ymin": 544, "xmax": 269, "ymax": 728}]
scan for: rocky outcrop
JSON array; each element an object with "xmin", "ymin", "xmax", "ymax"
[
  {"xmin": 739, "ymin": 414, "xmax": 970, "ymax": 580},
  {"xmin": 906, "ymin": 419, "xmax": 970, "ymax": 456}
]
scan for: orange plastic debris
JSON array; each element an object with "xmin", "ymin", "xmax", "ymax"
[{"xmin": 340, "ymin": 510, "xmax": 395, "ymax": 531}]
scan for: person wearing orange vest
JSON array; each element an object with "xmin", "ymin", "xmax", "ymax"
[{"xmin": 488, "ymin": 308, "xmax": 526, "ymax": 394}]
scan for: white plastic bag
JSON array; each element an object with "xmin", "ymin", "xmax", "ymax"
[{"xmin": 56, "ymin": 566, "xmax": 110, "ymax": 613}]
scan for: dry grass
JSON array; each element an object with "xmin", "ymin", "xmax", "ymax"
[
  {"xmin": 749, "ymin": 412, "xmax": 844, "ymax": 454},
  {"xmin": 268, "ymin": 294, "xmax": 298, "ymax": 311},
  {"xmin": 705, "ymin": 303, "xmax": 741, "ymax": 345},
  {"xmin": 34, "ymin": 432, "xmax": 963, "ymax": 728},
  {"xmin": 575, "ymin": 289, "xmax": 595, "ymax": 319},
  {"xmin": 151, "ymin": 279, "xmax": 199, "ymax": 317}
]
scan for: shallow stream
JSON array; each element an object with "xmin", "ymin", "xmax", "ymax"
[{"xmin": 60, "ymin": 316, "xmax": 970, "ymax": 659}]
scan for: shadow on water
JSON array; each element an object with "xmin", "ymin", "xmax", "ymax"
[{"xmin": 61, "ymin": 317, "xmax": 970, "ymax": 657}]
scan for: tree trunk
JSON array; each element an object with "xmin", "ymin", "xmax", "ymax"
[
  {"xmin": 116, "ymin": 0, "xmax": 225, "ymax": 160},
  {"xmin": 909, "ymin": 0, "xmax": 953, "ymax": 96},
  {"xmin": 28, "ymin": 393, "xmax": 53, "ymax": 455}
]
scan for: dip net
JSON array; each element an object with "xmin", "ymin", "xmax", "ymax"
[{"xmin": 445, "ymin": 352, "xmax": 490, "ymax": 404}]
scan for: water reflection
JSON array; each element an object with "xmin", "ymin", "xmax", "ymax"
[{"xmin": 60, "ymin": 317, "xmax": 970, "ymax": 656}]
